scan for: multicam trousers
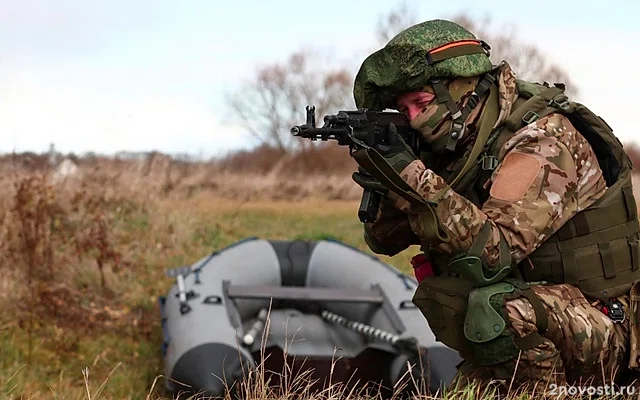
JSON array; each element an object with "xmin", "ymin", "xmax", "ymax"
[{"xmin": 450, "ymin": 283, "xmax": 632, "ymax": 394}]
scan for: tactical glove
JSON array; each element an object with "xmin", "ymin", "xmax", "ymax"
[
  {"xmin": 351, "ymin": 122, "xmax": 426, "ymax": 215},
  {"xmin": 351, "ymin": 167, "xmax": 388, "ymax": 194},
  {"xmin": 375, "ymin": 123, "xmax": 417, "ymax": 173}
]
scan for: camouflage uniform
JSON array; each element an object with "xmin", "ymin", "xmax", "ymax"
[
  {"xmin": 353, "ymin": 20, "xmax": 638, "ymax": 393},
  {"xmin": 380, "ymin": 63, "xmax": 629, "ymax": 392}
]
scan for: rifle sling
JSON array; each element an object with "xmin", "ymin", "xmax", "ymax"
[
  {"xmin": 352, "ymin": 148, "xmax": 428, "ymax": 206},
  {"xmin": 434, "ymin": 84, "xmax": 500, "ymax": 202},
  {"xmin": 352, "ymin": 148, "xmax": 449, "ymax": 243}
]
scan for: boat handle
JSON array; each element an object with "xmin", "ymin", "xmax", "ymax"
[
  {"xmin": 399, "ymin": 300, "xmax": 417, "ymax": 309},
  {"xmin": 203, "ymin": 295, "xmax": 222, "ymax": 305}
]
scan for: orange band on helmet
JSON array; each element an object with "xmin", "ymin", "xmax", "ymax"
[{"xmin": 428, "ymin": 40, "xmax": 482, "ymax": 54}]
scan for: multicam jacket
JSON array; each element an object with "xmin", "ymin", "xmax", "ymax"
[{"xmin": 364, "ymin": 63, "xmax": 608, "ymax": 271}]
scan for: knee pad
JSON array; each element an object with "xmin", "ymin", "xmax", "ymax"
[{"xmin": 464, "ymin": 279, "xmax": 550, "ymax": 366}]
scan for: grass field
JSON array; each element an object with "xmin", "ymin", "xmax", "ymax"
[
  {"xmin": 0, "ymin": 161, "xmax": 421, "ymax": 400},
  {"xmin": 2, "ymin": 153, "xmax": 640, "ymax": 400}
]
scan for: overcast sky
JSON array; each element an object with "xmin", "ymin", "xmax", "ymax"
[{"xmin": 0, "ymin": 0, "xmax": 637, "ymax": 158}]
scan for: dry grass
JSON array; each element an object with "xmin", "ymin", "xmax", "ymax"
[
  {"xmin": 1, "ymin": 144, "xmax": 640, "ymax": 399},
  {"xmin": 0, "ymin": 150, "xmax": 384, "ymax": 399}
]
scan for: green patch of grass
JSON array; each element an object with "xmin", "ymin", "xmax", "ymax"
[
  {"xmin": 191, "ymin": 225, "xmax": 226, "ymax": 248},
  {"xmin": 125, "ymin": 212, "xmax": 151, "ymax": 232},
  {"xmin": 293, "ymin": 232, "xmax": 341, "ymax": 242},
  {"xmin": 0, "ymin": 324, "xmax": 163, "ymax": 399}
]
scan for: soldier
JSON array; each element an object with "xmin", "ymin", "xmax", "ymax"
[{"xmin": 350, "ymin": 19, "xmax": 640, "ymax": 394}]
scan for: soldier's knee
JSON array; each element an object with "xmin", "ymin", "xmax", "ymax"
[
  {"xmin": 505, "ymin": 297, "xmax": 540, "ymax": 337},
  {"xmin": 503, "ymin": 294, "xmax": 563, "ymax": 365}
]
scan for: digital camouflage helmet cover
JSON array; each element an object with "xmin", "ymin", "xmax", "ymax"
[{"xmin": 353, "ymin": 19, "xmax": 494, "ymax": 111}]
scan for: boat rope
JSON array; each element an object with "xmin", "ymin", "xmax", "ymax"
[
  {"xmin": 320, "ymin": 309, "xmax": 402, "ymax": 346},
  {"xmin": 242, "ymin": 308, "xmax": 269, "ymax": 346}
]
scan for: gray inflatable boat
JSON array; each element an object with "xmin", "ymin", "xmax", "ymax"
[{"xmin": 159, "ymin": 237, "xmax": 461, "ymax": 398}]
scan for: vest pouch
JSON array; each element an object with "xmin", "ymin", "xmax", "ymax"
[{"xmin": 412, "ymin": 275, "xmax": 474, "ymax": 355}]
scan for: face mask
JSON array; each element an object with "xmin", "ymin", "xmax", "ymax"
[
  {"xmin": 408, "ymin": 77, "xmax": 479, "ymax": 152},
  {"xmin": 409, "ymin": 102, "xmax": 450, "ymax": 143}
]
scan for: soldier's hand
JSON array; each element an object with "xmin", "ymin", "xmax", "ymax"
[
  {"xmin": 352, "ymin": 167, "xmax": 389, "ymax": 194},
  {"xmin": 374, "ymin": 123, "xmax": 417, "ymax": 173}
]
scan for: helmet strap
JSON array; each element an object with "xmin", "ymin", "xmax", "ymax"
[{"xmin": 429, "ymin": 73, "xmax": 497, "ymax": 152}]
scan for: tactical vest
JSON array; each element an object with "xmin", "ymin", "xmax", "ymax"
[
  {"xmin": 433, "ymin": 79, "xmax": 640, "ymax": 301},
  {"xmin": 411, "ymin": 78, "xmax": 640, "ymax": 365}
]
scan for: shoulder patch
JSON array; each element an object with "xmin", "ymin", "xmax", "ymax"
[{"xmin": 489, "ymin": 152, "xmax": 541, "ymax": 202}]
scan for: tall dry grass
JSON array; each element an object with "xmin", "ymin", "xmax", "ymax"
[
  {"xmin": 1, "ymin": 142, "xmax": 640, "ymax": 399},
  {"xmin": 0, "ymin": 145, "xmax": 367, "ymax": 399}
]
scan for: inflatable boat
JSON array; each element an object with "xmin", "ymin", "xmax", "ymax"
[{"xmin": 159, "ymin": 237, "xmax": 461, "ymax": 398}]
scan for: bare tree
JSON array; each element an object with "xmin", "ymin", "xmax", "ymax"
[
  {"xmin": 226, "ymin": 49, "xmax": 354, "ymax": 152},
  {"xmin": 451, "ymin": 13, "xmax": 579, "ymax": 96},
  {"xmin": 225, "ymin": 5, "xmax": 580, "ymax": 155},
  {"xmin": 375, "ymin": 0, "xmax": 418, "ymax": 45}
]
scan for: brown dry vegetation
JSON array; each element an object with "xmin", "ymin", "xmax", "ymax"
[
  {"xmin": 0, "ymin": 145, "xmax": 370, "ymax": 399},
  {"xmin": 1, "ymin": 142, "xmax": 640, "ymax": 399}
]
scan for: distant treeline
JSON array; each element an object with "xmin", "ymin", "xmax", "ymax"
[{"xmin": 3, "ymin": 140, "xmax": 640, "ymax": 176}]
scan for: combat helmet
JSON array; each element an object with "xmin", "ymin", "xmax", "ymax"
[{"xmin": 353, "ymin": 19, "xmax": 496, "ymax": 151}]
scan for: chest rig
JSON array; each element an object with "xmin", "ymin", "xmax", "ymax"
[
  {"xmin": 412, "ymin": 77, "xmax": 640, "ymax": 366},
  {"xmin": 439, "ymin": 79, "xmax": 640, "ymax": 300}
]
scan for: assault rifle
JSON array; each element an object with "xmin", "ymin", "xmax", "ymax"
[{"xmin": 291, "ymin": 106, "xmax": 421, "ymax": 223}]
